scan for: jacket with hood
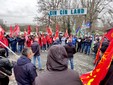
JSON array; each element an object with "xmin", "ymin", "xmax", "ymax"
[
  {"xmin": 34, "ymin": 45, "xmax": 82, "ymax": 85},
  {"xmin": 14, "ymin": 55, "xmax": 37, "ymax": 85}
]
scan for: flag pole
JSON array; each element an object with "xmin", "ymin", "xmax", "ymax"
[{"xmin": 0, "ymin": 41, "xmax": 19, "ymax": 58}]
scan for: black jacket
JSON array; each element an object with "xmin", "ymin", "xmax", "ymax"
[
  {"xmin": 31, "ymin": 41, "xmax": 40, "ymax": 56},
  {"xmin": 0, "ymin": 56, "xmax": 13, "ymax": 78},
  {"xmin": 14, "ymin": 56, "xmax": 37, "ymax": 85},
  {"xmin": 64, "ymin": 44, "xmax": 76, "ymax": 58},
  {"xmin": 93, "ymin": 42, "xmax": 100, "ymax": 54},
  {"xmin": 17, "ymin": 37, "xmax": 25, "ymax": 45}
]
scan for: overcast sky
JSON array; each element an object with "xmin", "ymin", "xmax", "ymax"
[{"xmin": 0, "ymin": 0, "xmax": 39, "ymax": 25}]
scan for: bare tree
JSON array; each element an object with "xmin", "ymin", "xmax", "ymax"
[
  {"xmin": 78, "ymin": 0, "xmax": 113, "ymax": 31},
  {"xmin": 35, "ymin": 0, "xmax": 113, "ymax": 33}
]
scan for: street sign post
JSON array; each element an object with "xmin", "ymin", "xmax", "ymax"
[{"xmin": 49, "ymin": 8, "xmax": 87, "ymax": 16}]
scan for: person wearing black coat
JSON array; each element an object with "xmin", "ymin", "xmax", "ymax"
[
  {"xmin": 17, "ymin": 35, "xmax": 25, "ymax": 53},
  {"xmin": 64, "ymin": 41, "xmax": 76, "ymax": 70},
  {"xmin": 14, "ymin": 48, "xmax": 37, "ymax": 85},
  {"xmin": 93, "ymin": 38, "xmax": 100, "ymax": 58},
  {"xmin": 0, "ymin": 48, "xmax": 13, "ymax": 85},
  {"xmin": 77, "ymin": 38, "xmax": 82, "ymax": 52},
  {"xmin": 31, "ymin": 41, "xmax": 42, "ymax": 70}
]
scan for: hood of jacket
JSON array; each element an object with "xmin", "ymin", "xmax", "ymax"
[
  {"xmin": 17, "ymin": 55, "xmax": 31, "ymax": 66},
  {"xmin": 46, "ymin": 45, "xmax": 68, "ymax": 71}
]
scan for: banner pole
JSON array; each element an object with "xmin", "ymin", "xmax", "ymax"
[{"xmin": 0, "ymin": 41, "xmax": 19, "ymax": 58}]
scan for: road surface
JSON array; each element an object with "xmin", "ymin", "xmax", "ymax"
[{"xmin": 9, "ymin": 52, "xmax": 95, "ymax": 85}]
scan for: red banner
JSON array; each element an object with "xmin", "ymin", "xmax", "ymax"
[
  {"xmin": 46, "ymin": 26, "xmax": 52, "ymax": 36},
  {"xmin": 27, "ymin": 25, "xmax": 31, "ymax": 35},
  {"xmin": 105, "ymin": 28, "xmax": 113, "ymax": 41},
  {"xmin": 13, "ymin": 25, "xmax": 20, "ymax": 36},
  {"xmin": 54, "ymin": 24, "xmax": 59, "ymax": 40},
  {"xmin": 64, "ymin": 29, "xmax": 69, "ymax": 37},
  {"xmin": 9, "ymin": 25, "xmax": 13, "ymax": 37},
  {"xmin": 94, "ymin": 37, "xmax": 104, "ymax": 65},
  {"xmin": 81, "ymin": 40, "xmax": 113, "ymax": 85},
  {"xmin": 0, "ymin": 25, "xmax": 5, "ymax": 39}
]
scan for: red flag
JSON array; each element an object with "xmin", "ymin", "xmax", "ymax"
[
  {"xmin": 54, "ymin": 24, "xmax": 59, "ymax": 40},
  {"xmin": 81, "ymin": 40, "xmax": 113, "ymax": 85},
  {"xmin": 9, "ymin": 25, "xmax": 13, "ymax": 37},
  {"xmin": 94, "ymin": 37, "xmax": 104, "ymax": 65},
  {"xmin": 13, "ymin": 25, "xmax": 20, "ymax": 36},
  {"xmin": 0, "ymin": 37, "xmax": 9, "ymax": 48},
  {"xmin": 64, "ymin": 29, "xmax": 69, "ymax": 37},
  {"xmin": 94, "ymin": 28, "xmax": 113, "ymax": 65},
  {"xmin": 46, "ymin": 26, "xmax": 52, "ymax": 36},
  {"xmin": 0, "ymin": 25, "xmax": 5, "ymax": 39},
  {"xmin": 104, "ymin": 28, "xmax": 113, "ymax": 41},
  {"xmin": 24, "ymin": 29, "xmax": 28, "ymax": 41},
  {"xmin": 27, "ymin": 25, "xmax": 31, "ymax": 35}
]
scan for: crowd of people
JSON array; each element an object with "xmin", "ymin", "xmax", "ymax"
[
  {"xmin": 0, "ymin": 45, "xmax": 83, "ymax": 85},
  {"xmin": 1, "ymin": 32, "xmax": 113, "ymax": 85},
  {"xmin": 0, "ymin": 33, "xmax": 96, "ymax": 56},
  {"xmin": 0, "ymin": 33, "xmax": 96, "ymax": 71}
]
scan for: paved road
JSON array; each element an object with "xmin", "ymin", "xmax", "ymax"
[{"xmin": 9, "ymin": 52, "xmax": 95, "ymax": 85}]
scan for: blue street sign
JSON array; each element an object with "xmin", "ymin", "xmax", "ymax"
[{"xmin": 49, "ymin": 8, "xmax": 87, "ymax": 16}]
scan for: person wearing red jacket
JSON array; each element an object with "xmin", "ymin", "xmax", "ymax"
[
  {"xmin": 49, "ymin": 36, "xmax": 53, "ymax": 46},
  {"xmin": 42, "ymin": 35, "xmax": 47, "ymax": 51},
  {"xmin": 26, "ymin": 36, "xmax": 32, "ymax": 47},
  {"xmin": 46, "ymin": 35, "xmax": 50, "ymax": 49},
  {"xmin": 0, "ymin": 36, "xmax": 9, "ymax": 57}
]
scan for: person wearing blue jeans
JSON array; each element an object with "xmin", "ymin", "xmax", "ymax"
[
  {"xmin": 64, "ymin": 40, "xmax": 76, "ymax": 70},
  {"xmin": 17, "ymin": 35, "xmax": 25, "ymax": 54},
  {"xmin": 85, "ymin": 45, "xmax": 91, "ymax": 55},
  {"xmin": 33, "ymin": 55, "xmax": 42, "ymax": 70},
  {"xmin": 85, "ymin": 37, "xmax": 92, "ymax": 55},
  {"xmin": 18, "ymin": 45, "xmax": 22, "ymax": 53},
  {"xmin": 18, "ymin": 45, "xmax": 24, "ymax": 53},
  {"xmin": 31, "ymin": 40, "xmax": 42, "ymax": 70},
  {"xmin": 69, "ymin": 57, "xmax": 74, "ymax": 70}
]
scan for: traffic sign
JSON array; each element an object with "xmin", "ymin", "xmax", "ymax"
[{"xmin": 49, "ymin": 8, "xmax": 87, "ymax": 16}]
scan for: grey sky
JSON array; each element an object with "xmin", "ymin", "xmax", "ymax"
[
  {"xmin": 0, "ymin": 0, "xmax": 113, "ymax": 26},
  {"xmin": 0, "ymin": 0, "xmax": 39, "ymax": 25}
]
